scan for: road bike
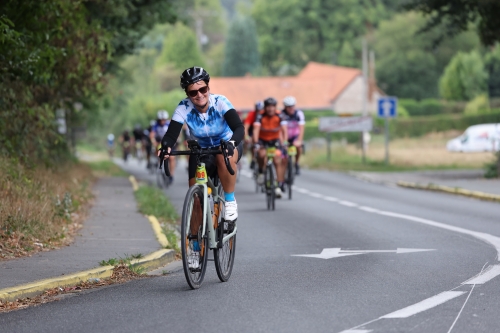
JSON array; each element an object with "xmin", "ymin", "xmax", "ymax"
[
  {"xmin": 252, "ymin": 149, "xmax": 261, "ymax": 193},
  {"xmin": 160, "ymin": 139, "xmax": 237, "ymax": 289},
  {"xmin": 264, "ymin": 146, "xmax": 277, "ymax": 211},
  {"xmin": 285, "ymin": 145, "xmax": 297, "ymax": 200}
]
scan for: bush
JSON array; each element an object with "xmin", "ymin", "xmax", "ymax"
[
  {"xmin": 484, "ymin": 153, "xmax": 499, "ymax": 178},
  {"xmin": 464, "ymin": 94, "xmax": 490, "ymax": 115}
]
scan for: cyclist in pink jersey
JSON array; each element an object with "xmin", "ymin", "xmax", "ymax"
[{"xmin": 281, "ymin": 96, "xmax": 305, "ymax": 175}]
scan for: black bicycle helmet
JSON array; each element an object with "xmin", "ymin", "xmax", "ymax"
[
  {"xmin": 180, "ymin": 66, "xmax": 210, "ymax": 90},
  {"xmin": 264, "ymin": 97, "xmax": 277, "ymax": 107}
]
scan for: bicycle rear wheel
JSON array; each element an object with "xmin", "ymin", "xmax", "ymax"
[
  {"xmin": 287, "ymin": 158, "xmax": 294, "ymax": 200},
  {"xmin": 214, "ymin": 190, "xmax": 237, "ymax": 282},
  {"xmin": 181, "ymin": 185, "xmax": 209, "ymax": 289}
]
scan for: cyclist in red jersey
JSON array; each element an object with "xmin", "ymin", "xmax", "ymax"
[{"xmin": 244, "ymin": 101, "xmax": 264, "ymax": 169}]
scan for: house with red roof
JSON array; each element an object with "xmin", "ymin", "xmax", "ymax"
[{"xmin": 209, "ymin": 62, "xmax": 383, "ymax": 113}]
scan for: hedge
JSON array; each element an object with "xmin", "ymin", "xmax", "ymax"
[
  {"xmin": 389, "ymin": 110, "xmax": 500, "ymax": 138},
  {"xmin": 303, "ymin": 109, "xmax": 500, "ymax": 141},
  {"xmin": 399, "ymin": 99, "xmax": 465, "ymax": 117}
]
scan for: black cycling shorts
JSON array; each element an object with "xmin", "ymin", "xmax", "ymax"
[
  {"xmin": 258, "ymin": 139, "xmax": 280, "ymax": 147},
  {"xmin": 188, "ymin": 142, "xmax": 243, "ymax": 179}
]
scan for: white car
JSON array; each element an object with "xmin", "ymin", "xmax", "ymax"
[{"xmin": 447, "ymin": 124, "xmax": 500, "ymax": 152}]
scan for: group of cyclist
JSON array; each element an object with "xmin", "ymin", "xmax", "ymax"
[{"xmin": 244, "ymin": 96, "xmax": 305, "ymax": 198}]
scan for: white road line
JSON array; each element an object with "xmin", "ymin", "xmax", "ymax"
[
  {"xmin": 325, "ymin": 196, "xmax": 339, "ymax": 202},
  {"xmin": 339, "ymin": 330, "xmax": 372, "ymax": 333},
  {"xmin": 462, "ymin": 265, "xmax": 500, "ymax": 285},
  {"xmin": 358, "ymin": 206, "xmax": 379, "ymax": 213},
  {"xmin": 309, "ymin": 192, "xmax": 323, "ymax": 198},
  {"xmin": 339, "ymin": 200, "xmax": 358, "ymax": 207},
  {"xmin": 380, "ymin": 291, "xmax": 467, "ymax": 319}
]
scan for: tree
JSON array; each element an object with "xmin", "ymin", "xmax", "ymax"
[
  {"xmin": 337, "ymin": 41, "xmax": 358, "ymax": 68},
  {"xmin": 222, "ymin": 16, "xmax": 260, "ymax": 76},
  {"xmin": 485, "ymin": 46, "xmax": 500, "ymax": 98},
  {"xmin": 156, "ymin": 23, "xmax": 205, "ymax": 71},
  {"xmin": 404, "ymin": 0, "xmax": 500, "ymax": 46},
  {"xmin": 439, "ymin": 51, "xmax": 488, "ymax": 101},
  {"xmin": 374, "ymin": 12, "xmax": 480, "ymax": 99},
  {"xmin": 252, "ymin": 0, "xmax": 394, "ymax": 74}
]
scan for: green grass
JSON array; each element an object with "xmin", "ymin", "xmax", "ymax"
[
  {"xmin": 134, "ymin": 186, "xmax": 178, "ymax": 222},
  {"xmin": 303, "ymin": 147, "xmax": 477, "ymax": 173},
  {"xmin": 134, "ymin": 185, "xmax": 180, "ymax": 252},
  {"xmin": 86, "ymin": 160, "xmax": 128, "ymax": 177},
  {"xmin": 98, "ymin": 253, "xmax": 146, "ymax": 274}
]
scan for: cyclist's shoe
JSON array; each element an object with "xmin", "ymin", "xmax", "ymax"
[
  {"xmin": 275, "ymin": 187, "xmax": 283, "ymax": 198},
  {"xmin": 295, "ymin": 163, "xmax": 300, "ymax": 175},
  {"xmin": 257, "ymin": 173, "xmax": 264, "ymax": 185},
  {"xmin": 188, "ymin": 251, "xmax": 200, "ymax": 269},
  {"xmin": 224, "ymin": 200, "xmax": 238, "ymax": 221},
  {"xmin": 280, "ymin": 183, "xmax": 286, "ymax": 193},
  {"xmin": 250, "ymin": 160, "xmax": 255, "ymax": 170},
  {"xmin": 169, "ymin": 176, "xmax": 174, "ymax": 184}
]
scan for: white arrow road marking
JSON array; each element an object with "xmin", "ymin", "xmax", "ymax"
[
  {"xmin": 292, "ymin": 248, "xmax": 364, "ymax": 259},
  {"xmin": 380, "ymin": 291, "xmax": 467, "ymax": 319},
  {"xmin": 292, "ymin": 248, "xmax": 435, "ymax": 259}
]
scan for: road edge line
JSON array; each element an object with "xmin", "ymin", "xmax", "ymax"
[{"xmin": 397, "ymin": 181, "xmax": 500, "ymax": 203}]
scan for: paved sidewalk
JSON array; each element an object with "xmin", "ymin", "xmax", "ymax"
[
  {"xmin": 0, "ymin": 177, "xmax": 159, "ymax": 290},
  {"xmin": 352, "ymin": 169, "xmax": 500, "ymax": 196}
]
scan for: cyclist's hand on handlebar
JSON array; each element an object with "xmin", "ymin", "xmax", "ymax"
[
  {"xmin": 253, "ymin": 143, "xmax": 260, "ymax": 150},
  {"xmin": 157, "ymin": 146, "xmax": 171, "ymax": 159},
  {"xmin": 225, "ymin": 140, "xmax": 235, "ymax": 158}
]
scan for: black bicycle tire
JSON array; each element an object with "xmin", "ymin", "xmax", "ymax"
[
  {"xmin": 214, "ymin": 185, "xmax": 237, "ymax": 282},
  {"xmin": 267, "ymin": 164, "xmax": 275, "ymax": 210},
  {"xmin": 181, "ymin": 185, "xmax": 208, "ymax": 289},
  {"xmin": 288, "ymin": 158, "xmax": 294, "ymax": 200}
]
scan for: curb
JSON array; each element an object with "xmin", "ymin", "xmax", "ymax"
[
  {"xmin": 147, "ymin": 215, "xmax": 170, "ymax": 248},
  {"xmin": 397, "ymin": 181, "xmax": 500, "ymax": 203},
  {"xmin": 0, "ymin": 175, "xmax": 176, "ymax": 302},
  {"xmin": 0, "ymin": 249, "xmax": 174, "ymax": 302}
]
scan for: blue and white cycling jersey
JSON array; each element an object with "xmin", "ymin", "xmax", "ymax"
[{"xmin": 172, "ymin": 94, "xmax": 234, "ymax": 148}]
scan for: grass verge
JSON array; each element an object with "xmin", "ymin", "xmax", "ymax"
[
  {"xmin": 134, "ymin": 186, "xmax": 180, "ymax": 252},
  {"xmin": 0, "ymin": 158, "xmax": 94, "ymax": 259},
  {"xmin": 304, "ymin": 131, "xmax": 494, "ymax": 172}
]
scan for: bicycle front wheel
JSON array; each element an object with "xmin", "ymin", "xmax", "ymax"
[
  {"xmin": 266, "ymin": 164, "xmax": 275, "ymax": 210},
  {"xmin": 181, "ymin": 185, "xmax": 208, "ymax": 289}
]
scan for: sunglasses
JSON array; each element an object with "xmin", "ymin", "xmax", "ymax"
[{"xmin": 187, "ymin": 85, "xmax": 209, "ymax": 98}]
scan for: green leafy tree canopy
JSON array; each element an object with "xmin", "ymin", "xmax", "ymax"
[
  {"xmin": 222, "ymin": 16, "xmax": 260, "ymax": 76},
  {"xmin": 439, "ymin": 50, "xmax": 488, "ymax": 101}
]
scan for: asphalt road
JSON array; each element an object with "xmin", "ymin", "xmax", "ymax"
[{"xmin": 2, "ymin": 157, "xmax": 500, "ymax": 333}]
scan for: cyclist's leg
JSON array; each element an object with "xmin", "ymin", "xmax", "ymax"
[
  {"xmin": 216, "ymin": 143, "xmax": 240, "ymax": 221},
  {"xmin": 274, "ymin": 150, "xmax": 285, "ymax": 183}
]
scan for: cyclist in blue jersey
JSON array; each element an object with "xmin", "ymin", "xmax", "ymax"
[
  {"xmin": 159, "ymin": 67, "xmax": 244, "ymax": 222},
  {"xmin": 281, "ymin": 96, "xmax": 305, "ymax": 175},
  {"xmin": 151, "ymin": 110, "xmax": 176, "ymax": 182}
]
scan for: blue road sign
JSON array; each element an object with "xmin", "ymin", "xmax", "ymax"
[{"xmin": 378, "ymin": 97, "xmax": 397, "ymax": 118}]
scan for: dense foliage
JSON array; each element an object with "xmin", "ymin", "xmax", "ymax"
[
  {"xmin": 0, "ymin": 0, "xmax": 176, "ymax": 162},
  {"xmin": 404, "ymin": 0, "xmax": 500, "ymax": 46}
]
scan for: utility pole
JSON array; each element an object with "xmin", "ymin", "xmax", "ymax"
[{"xmin": 361, "ymin": 38, "xmax": 368, "ymax": 164}]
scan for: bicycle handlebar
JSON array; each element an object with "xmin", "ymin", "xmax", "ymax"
[{"xmin": 159, "ymin": 139, "xmax": 235, "ymax": 177}]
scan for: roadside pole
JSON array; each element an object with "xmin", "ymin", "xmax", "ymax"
[
  {"xmin": 361, "ymin": 38, "xmax": 368, "ymax": 164},
  {"xmin": 384, "ymin": 116, "xmax": 389, "ymax": 164},
  {"xmin": 377, "ymin": 97, "xmax": 397, "ymax": 165},
  {"xmin": 326, "ymin": 132, "xmax": 332, "ymax": 162}
]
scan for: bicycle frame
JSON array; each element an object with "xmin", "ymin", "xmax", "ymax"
[{"xmin": 187, "ymin": 179, "xmax": 237, "ymax": 250}]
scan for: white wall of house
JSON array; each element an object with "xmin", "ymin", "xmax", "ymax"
[{"xmin": 331, "ymin": 76, "xmax": 381, "ymax": 114}]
